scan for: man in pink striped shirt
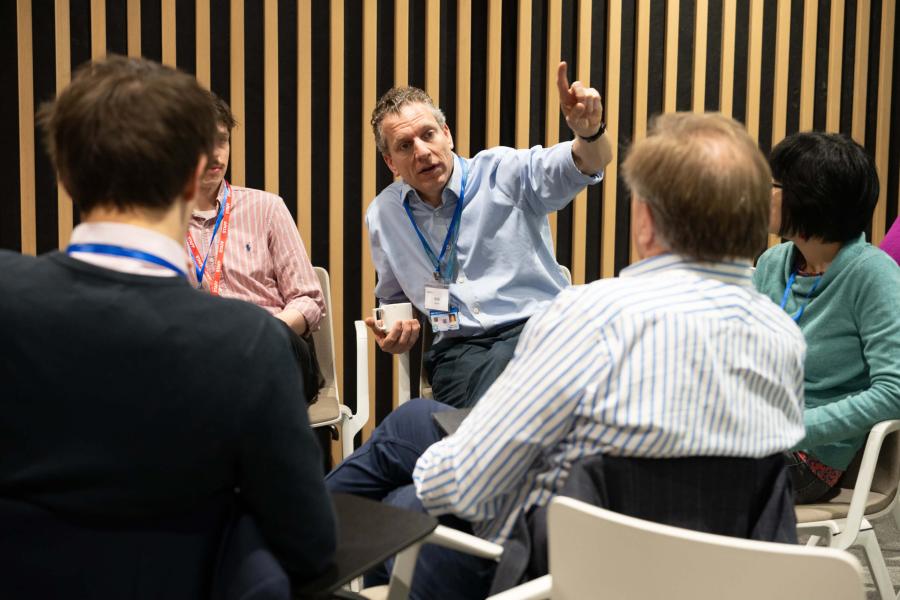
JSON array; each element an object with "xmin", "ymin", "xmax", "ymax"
[{"xmin": 187, "ymin": 94, "xmax": 325, "ymax": 405}]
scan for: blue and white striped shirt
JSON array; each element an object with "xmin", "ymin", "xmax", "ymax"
[{"xmin": 413, "ymin": 254, "xmax": 807, "ymax": 544}]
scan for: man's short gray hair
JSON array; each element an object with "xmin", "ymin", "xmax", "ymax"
[
  {"xmin": 371, "ymin": 87, "xmax": 447, "ymax": 154},
  {"xmin": 622, "ymin": 112, "xmax": 772, "ymax": 261}
]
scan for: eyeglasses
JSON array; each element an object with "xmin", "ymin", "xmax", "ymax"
[{"xmin": 772, "ymin": 182, "xmax": 783, "ymax": 189}]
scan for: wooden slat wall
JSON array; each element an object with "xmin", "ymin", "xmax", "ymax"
[{"xmin": 6, "ymin": 0, "xmax": 899, "ymax": 433}]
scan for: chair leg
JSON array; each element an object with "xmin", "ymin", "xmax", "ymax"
[
  {"xmin": 859, "ymin": 529, "xmax": 895, "ymax": 600},
  {"xmin": 386, "ymin": 541, "xmax": 422, "ymax": 600},
  {"xmin": 341, "ymin": 414, "xmax": 354, "ymax": 462}
]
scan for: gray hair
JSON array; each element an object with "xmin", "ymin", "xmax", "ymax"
[{"xmin": 371, "ymin": 86, "xmax": 447, "ymax": 154}]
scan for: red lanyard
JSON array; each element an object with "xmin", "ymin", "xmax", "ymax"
[{"xmin": 186, "ymin": 182, "xmax": 233, "ymax": 296}]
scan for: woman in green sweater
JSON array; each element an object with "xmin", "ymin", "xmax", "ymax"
[{"xmin": 754, "ymin": 132, "xmax": 900, "ymax": 504}]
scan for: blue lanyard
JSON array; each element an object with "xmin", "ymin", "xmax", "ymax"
[
  {"xmin": 779, "ymin": 270, "xmax": 822, "ymax": 323},
  {"xmin": 67, "ymin": 243, "xmax": 187, "ymax": 278},
  {"xmin": 403, "ymin": 161, "xmax": 468, "ymax": 283},
  {"xmin": 190, "ymin": 183, "xmax": 230, "ymax": 286}
]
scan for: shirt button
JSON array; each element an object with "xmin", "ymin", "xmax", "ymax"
[
  {"xmin": 458, "ymin": 275, "xmax": 466, "ymax": 283},
  {"xmin": 473, "ymin": 305, "xmax": 480, "ymax": 314}
]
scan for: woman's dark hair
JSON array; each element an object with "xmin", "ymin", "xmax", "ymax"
[{"xmin": 770, "ymin": 132, "xmax": 879, "ymax": 243}]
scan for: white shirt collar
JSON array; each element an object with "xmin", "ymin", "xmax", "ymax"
[{"xmin": 68, "ymin": 222, "xmax": 188, "ymax": 278}]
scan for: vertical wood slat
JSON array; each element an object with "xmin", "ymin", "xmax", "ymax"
[
  {"xmin": 515, "ymin": 0, "xmax": 532, "ymax": 148},
  {"xmin": 230, "ymin": 0, "xmax": 245, "ymax": 186},
  {"xmin": 361, "ymin": 0, "xmax": 378, "ymax": 442},
  {"xmin": 634, "ymin": 0, "xmax": 650, "ymax": 141},
  {"xmin": 196, "ymin": 0, "xmax": 210, "ymax": 88},
  {"xmin": 330, "ymin": 0, "xmax": 345, "ymax": 401},
  {"xmin": 825, "ymin": 0, "xmax": 844, "ymax": 131},
  {"xmin": 571, "ymin": 0, "xmax": 591, "ymax": 285},
  {"xmin": 394, "ymin": 0, "xmax": 408, "ymax": 87},
  {"xmin": 17, "ymin": 0, "xmax": 36, "ymax": 256},
  {"xmin": 425, "ymin": 0, "xmax": 440, "ymax": 101},
  {"xmin": 745, "ymin": 0, "xmax": 763, "ymax": 141},
  {"xmin": 872, "ymin": 0, "xmax": 894, "ymax": 243},
  {"xmin": 692, "ymin": 0, "xmax": 709, "ymax": 112},
  {"xmin": 392, "ymin": 0, "xmax": 408, "ymax": 407},
  {"xmin": 127, "ymin": 0, "xmax": 141, "ymax": 58},
  {"xmin": 720, "ymin": 0, "xmax": 737, "ymax": 116},
  {"xmin": 631, "ymin": 0, "xmax": 651, "ymax": 264},
  {"xmin": 456, "ymin": 0, "xmax": 471, "ymax": 157},
  {"xmin": 263, "ymin": 0, "xmax": 278, "ymax": 194},
  {"xmin": 545, "ymin": 0, "xmax": 562, "ymax": 244},
  {"xmin": 161, "ymin": 0, "xmax": 176, "ymax": 67},
  {"xmin": 798, "ymin": 0, "xmax": 818, "ymax": 130},
  {"xmin": 55, "ymin": 0, "xmax": 72, "ymax": 249},
  {"xmin": 91, "ymin": 0, "xmax": 105, "ymax": 58},
  {"xmin": 297, "ymin": 0, "xmax": 311, "ymax": 246},
  {"xmin": 601, "ymin": 0, "xmax": 622, "ymax": 279},
  {"xmin": 851, "ymin": 0, "xmax": 870, "ymax": 144},
  {"xmin": 486, "ymin": 0, "xmax": 502, "ymax": 148},
  {"xmin": 664, "ymin": 0, "xmax": 680, "ymax": 113},
  {"xmin": 770, "ymin": 0, "xmax": 792, "ymax": 247}
]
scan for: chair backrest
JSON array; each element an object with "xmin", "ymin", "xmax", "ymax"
[
  {"xmin": 548, "ymin": 496, "xmax": 865, "ymax": 600},
  {"xmin": 842, "ymin": 428, "xmax": 900, "ymax": 500},
  {"xmin": 309, "ymin": 267, "xmax": 341, "ymax": 426}
]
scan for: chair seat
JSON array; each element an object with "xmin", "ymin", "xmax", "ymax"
[
  {"xmin": 308, "ymin": 386, "xmax": 342, "ymax": 426},
  {"xmin": 796, "ymin": 489, "xmax": 891, "ymax": 523}
]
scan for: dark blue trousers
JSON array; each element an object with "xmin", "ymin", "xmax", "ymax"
[{"xmin": 325, "ymin": 399, "xmax": 496, "ymax": 599}]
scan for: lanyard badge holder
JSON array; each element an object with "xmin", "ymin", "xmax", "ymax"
[{"xmin": 404, "ymin": 162, "xmax": 468, "ymax": 333}]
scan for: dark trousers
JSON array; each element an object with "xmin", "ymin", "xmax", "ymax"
[
  {"xmin": 425, "ymin": 320, "xmax": 527, "ymax": 408},
  {"xmin": 325, "ymin": 399, "xmax": 495, "ymax": 600},
  {"xmin": 280, "ymin": 322, "xmax": 331, "ymax": 472}
]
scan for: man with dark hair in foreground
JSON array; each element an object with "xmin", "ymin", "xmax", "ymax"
[{"xmin": 0, "ymin": 56, "xmax": 335, "ymax": 597}]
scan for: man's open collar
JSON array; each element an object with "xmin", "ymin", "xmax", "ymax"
[{"xmin": 401, "ymin": 154, "xmax": 464, "ymax": 208}]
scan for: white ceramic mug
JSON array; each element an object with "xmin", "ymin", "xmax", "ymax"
[{"xmin": 373, "ymin": 302, "xmax": 413, "ymax": 332}]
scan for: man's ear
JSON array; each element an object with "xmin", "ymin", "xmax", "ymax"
[
  {"xmin": 382, "ymin": 153, "xmax": 399, "ymax": 177},
  {"xmin": 443, "ymin": 123, "xmax": 454, "ymax": 151},
  {"xmin": 630, "ymin": 197, "xmax": 658, "ymax": 260},
  {"xmin": 181, "ymin": 155, "xmax": 207, "ymax": 209}
]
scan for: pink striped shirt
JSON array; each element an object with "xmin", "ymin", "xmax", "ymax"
[{"xmin": 186, "ymin": 182, "xmax": 324, "ymax": 332}]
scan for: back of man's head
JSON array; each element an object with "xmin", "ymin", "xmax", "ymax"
[
  {"xmin": 622, "ymin": 112, "xmax": 771, "ymax": 261},
  {"xmin": 38, "ymin": 55, "xmax": 217, "ymax": 215}
]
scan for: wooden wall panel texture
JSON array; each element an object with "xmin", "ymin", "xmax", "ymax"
[{"xmin": 5, "ymin": 0, "xmax": 899, "ymax": 435}]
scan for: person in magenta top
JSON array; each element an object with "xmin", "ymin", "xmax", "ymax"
[{"xmin": 881, "ymin": 217, "xmax": 900, "ymax": 265}]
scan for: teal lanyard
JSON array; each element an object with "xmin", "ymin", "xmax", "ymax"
[{"xmin": 779, "ymin": 270, "xmax": 822, "ymax": 323}]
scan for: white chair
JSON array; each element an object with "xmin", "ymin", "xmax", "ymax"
[
  {"xmin": 308, "ymin": 267, "xmax": 368, "ymax": 462},
  {"xmin": 796, "ymin": 419, "xmax": 900, "ymax": 600},
  {"xmin": 489, "ymin": 496, "xmax": 866, "ymax": 600}
]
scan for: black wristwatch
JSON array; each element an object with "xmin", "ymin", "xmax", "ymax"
[{"xmin": 577, "ymin": 122, "xmax": 607, "ymax": 143}]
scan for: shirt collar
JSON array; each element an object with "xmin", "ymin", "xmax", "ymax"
[
  {"xmin": 402, "ymin": 154, "xmax": 464, "ymax": 209},
  {"xmin": 192, "ymin": 180, "xmax": 227, "ymax": 219},
  {"xmin": 621, "ymin": 253, "xmax": 755, "ymax": 288},
  {"xmin": 68, "ymin": 222, "xmax": 188, "ymax": 276}
]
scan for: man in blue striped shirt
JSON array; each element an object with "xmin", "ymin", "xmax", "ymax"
[{"xmin": 328, "ymin": 113, "xmax": 806, "ymax": 599}]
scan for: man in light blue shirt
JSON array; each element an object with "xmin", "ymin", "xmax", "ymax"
[{"xmin": 364, "ymin": 62, "xmax": 613, "ymax": 408}]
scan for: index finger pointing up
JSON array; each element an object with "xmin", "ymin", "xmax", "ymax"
[{"xmin": 556, "ymin": 61, "xmax": 572, "ymax": 99}]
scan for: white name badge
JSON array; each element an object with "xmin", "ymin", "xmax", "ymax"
[
  {"xmin": 424, "ymin": 282, "xmax": 450, "ymax": 312},
  {"xmin": 429, "ymin": 307, "xmax": 461, "ymax": 332}
]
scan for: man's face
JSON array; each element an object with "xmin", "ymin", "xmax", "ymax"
[
  {"xmin": 381, "ymin": 102, "xmax": 455, "ymax": 203},
  {"xmin": 202, "ymin": 123, "xmax": 231, "ymax": 192}
]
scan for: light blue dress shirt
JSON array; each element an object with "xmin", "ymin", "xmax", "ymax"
[{"xmin": 367, "ymin": 142, "xmax": 602, "ymax": 339}]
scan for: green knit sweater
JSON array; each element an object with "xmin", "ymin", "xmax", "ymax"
[{"xmin": 753, "ymin": 234, "xmax": 900, "ymax": 469}]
